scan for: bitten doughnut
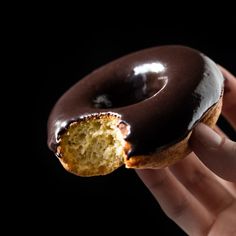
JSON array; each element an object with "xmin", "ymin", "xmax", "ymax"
[{"xmin": 47, "ymin": 45, "xmax": 224, "ymax": 177}]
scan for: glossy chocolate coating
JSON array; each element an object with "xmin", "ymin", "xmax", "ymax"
[{"xmin": 48, "ymin": 46, "xmax": 224, "ymax": 156}]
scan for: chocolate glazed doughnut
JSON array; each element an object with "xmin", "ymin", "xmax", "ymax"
[{"xmin": 47, "ymin": 45, "xmax": 224, "ymax": 177}]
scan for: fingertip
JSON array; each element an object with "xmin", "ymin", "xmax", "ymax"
[
  {"xmin": 217, "ymin": 66, "xmax": 236, "ymax": 129},
  {"xmin": 218, "ymin": 65, "xmax": 236, "ymax": 83},
  {"xmin": 190, "ymin": 123, "xmax": 236, "ymax": 181},
  {"xmin": 190, "ymin": 123, "xmax": 222, "ymax": 150}
]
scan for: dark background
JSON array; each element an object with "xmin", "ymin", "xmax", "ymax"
[{"xmin": 22, "ymin": 19, "xmax": 236, "ymax": 235}]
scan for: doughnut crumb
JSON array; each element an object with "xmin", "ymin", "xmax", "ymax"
[{"xmin": 57, "ymin": 113, "xmax": 130, "ymax": 176}]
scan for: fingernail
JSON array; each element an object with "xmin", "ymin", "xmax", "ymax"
[{"xmin": 191, "ymin": 123, "xmax": 222, "ymax": 149}]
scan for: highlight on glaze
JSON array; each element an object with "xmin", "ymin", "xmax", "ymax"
[{"xmin": 48, "ymin": 45, "xmax": 224, "ymax": 156}]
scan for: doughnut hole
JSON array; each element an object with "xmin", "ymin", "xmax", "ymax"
[
  {"xmin": 93, "ymin": 72, "xmax": 168, "ymax": 108},
  {"xmin": 57, "ymin": 114, "xmax": 130, "ymax": 176}
]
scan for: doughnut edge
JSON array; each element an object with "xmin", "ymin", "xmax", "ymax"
[{"xmin": 124, "ymin": 97, "xmax": 223, "ymax": 169}]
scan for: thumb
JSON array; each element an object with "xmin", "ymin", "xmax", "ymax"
[{"xmin": 190, "ymin": 123, "xmax": 236, "ymax": 181}]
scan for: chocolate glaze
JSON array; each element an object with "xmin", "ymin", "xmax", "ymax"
[{"xmin": 47, "ymin": 45, "xmax": 224, "ymax": 156}]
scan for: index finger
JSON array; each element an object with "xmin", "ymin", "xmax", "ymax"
[{"xmin": 219, "ymin": 66, "xmax": 236, "ymax": 130}]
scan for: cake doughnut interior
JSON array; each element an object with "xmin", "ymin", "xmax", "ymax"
[{"xmin": 47, "ymin": 45, "xmax": 224, "ymax": 176}]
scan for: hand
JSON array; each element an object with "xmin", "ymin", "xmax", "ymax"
[{"xmin": 136, "ymin": 67, "xmax": 236, "ymax": 235}]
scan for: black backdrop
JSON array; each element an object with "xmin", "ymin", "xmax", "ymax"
[{"xmin": 25, "ymin": 22, "xmax": 236, "ymax": 235}]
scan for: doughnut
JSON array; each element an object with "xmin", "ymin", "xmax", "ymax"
[{"xmin": 47, "ymin": 45, "xmax": 224, "ymax": 177}]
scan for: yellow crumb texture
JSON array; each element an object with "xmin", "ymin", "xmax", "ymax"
[{"xmin": 58, "ymin": 115, "xmax": 127, "ymax": 176}]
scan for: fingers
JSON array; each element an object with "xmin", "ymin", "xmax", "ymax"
[
  {"xmin": 170, "ymin": 152, "xmax": 234, "ymax": 216},
  {"xmin": 213, "ymin": 172, "xmax": 236, "ymax": 198},
  {"xmin": 219, "ymin": 66, "xmax": 236, "ymax": 130},
  {"xmin": 190, "ymin": 123, "xmax": 236, "ymax": 181},
  {"xmin": 208, "ymin": 202, "xmax": 236, "ymax": 236},
  {"xmin": 136, "ymin": 169, "xmax": 214, "ymax": 235},
  {"xmin": 214, "ymin": 126, "xmax": 228, "ymax": 138}
]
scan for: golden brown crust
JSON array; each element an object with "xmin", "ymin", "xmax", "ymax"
[
  {"xmin": 125, "ymin": 97, "xmax": 223, "ymax": 169},
  {"xmin": 56, "ymin": 98, "xmax": 223, "ymax": 176},
  {"xmin": 58, "ymin": 157, "xmax": 120, "ymax": 176}
]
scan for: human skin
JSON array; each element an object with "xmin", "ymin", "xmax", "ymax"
[{"xmin": 136, "ymin": 66, "xmax": 236, "ymax": 235}]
